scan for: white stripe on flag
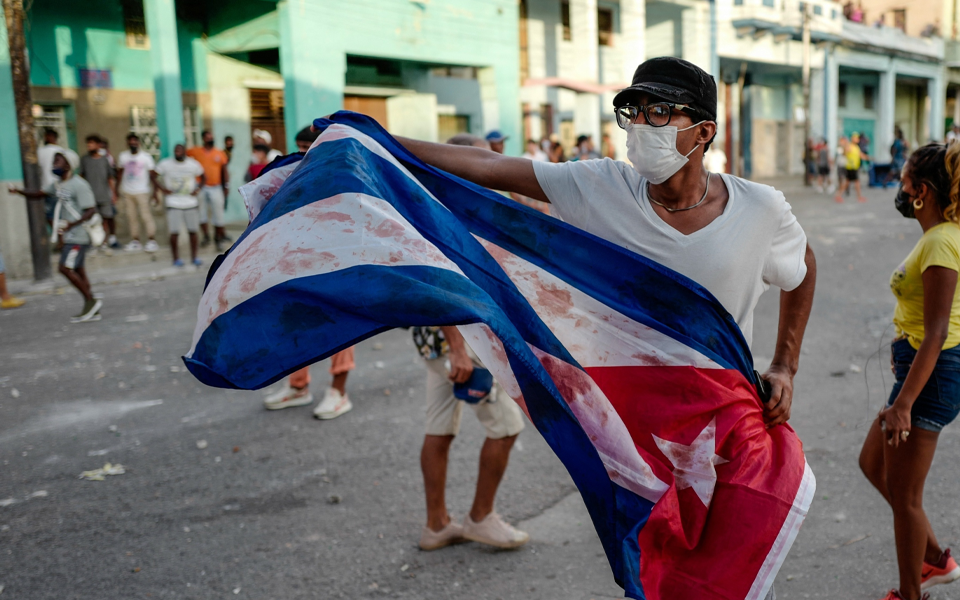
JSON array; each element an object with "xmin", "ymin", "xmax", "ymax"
[
  {"xmin": 477, "ymin": 239, "xmax": 722, "ymax": 370},
  {"xmin": 239, "ymin": 162, "xmax": 298, "ymax": 221},
  {"xmin": 744, "ymin": 460, "xmax": 816, "ymax": 600},
  {"xmin": 188, "ymin": 192, "xmax": 462, "ymax": 357},
  {"xmin": 459, "ymin": 323, "xmax": 670, "ymax": 503}
]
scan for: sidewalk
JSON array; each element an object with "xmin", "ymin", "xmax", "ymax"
[{"xmin": 7, "ymin": 223, "xmax": 246, "ymax": 296}]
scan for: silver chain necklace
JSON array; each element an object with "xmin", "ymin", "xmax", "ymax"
[{"xmin": 647, "ymin": 172, "xmax": 711, "ymax": 213}]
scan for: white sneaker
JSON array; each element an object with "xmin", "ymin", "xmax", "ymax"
[
  {"xmin": 263, "ymin": 384, "xmax": 313, "ymax": 410},
  {"xmin": 463, "ymin": 512, "xmax": 529, "ymax": 549},
  {"xmin": 144, "ymin": 239, "xmax": 159, "ymax": 253},
  {"xmin": 124, "ymin": 240, "xmax": 143, "ymax": 252},
  {"xmin": 312, "ymin": 388, "xmax": 352, "ymax": 420}
]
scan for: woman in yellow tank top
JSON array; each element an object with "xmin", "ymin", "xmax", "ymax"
[{"xmin": 860, "ymin": 143, "xmax": 960, "ymax": 600}]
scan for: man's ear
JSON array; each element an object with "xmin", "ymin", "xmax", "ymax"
[{"xmin": 698, "ymin": 121, "xmax": 718, "ymax": 145}]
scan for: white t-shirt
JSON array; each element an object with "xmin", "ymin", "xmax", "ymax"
[
  {"xmin": 117, "ymin": 150, "xmax": 156, "ymax": 195},
  {"xmin": 37, "ymin": 143, "xmax": 80, "ymax": 190},
  {"xmin": 156, "ymin": 157, "xmax": 204, "ymax": 209},
  {"xmin": 532, "ymin": 159, "xmax": 808, "ymax": 347}
]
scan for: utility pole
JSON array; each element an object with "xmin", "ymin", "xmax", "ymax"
[
  {"xmin": 4, "ymin": 0, "xmax": 50, "ymax": 281},
  {"xmin": 801, "ymin": 1, "xmax": 812, "ymax": 186}
]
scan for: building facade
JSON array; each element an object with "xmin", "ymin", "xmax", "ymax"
[
  {"xmin": 1, "ymin": 0, "xmax": 959, "ymax": 280},
  {"xmin": 0, "ymin": 0, "xmax": 522, "ymax": 278}
]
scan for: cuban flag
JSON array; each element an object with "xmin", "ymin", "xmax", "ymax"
[{"xmin": 184, "ymin": 112, "xmax": 814, "ymax": 600}]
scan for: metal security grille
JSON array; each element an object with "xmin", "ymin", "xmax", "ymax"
[
  {"xmin": 32, "ymin": 105, "xmax": 68, "ymax": 148},
  {"xmin": 129, "ymin": 106, "xmax": 202, "ymax": 157},
  {"xmin": 129, "ymin": 105, "xmax": 160, "ymax": 159},
  {"xmin": 183, "ymin": 106, "xmax": 201, "ymax": 149}
]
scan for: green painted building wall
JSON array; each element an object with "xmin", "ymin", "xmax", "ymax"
[
  {"xmin": 26, "ymin": 0, "xmax": 208, "ymax": 92},
  {"xmin": 278, "ymin": 0, "xmax": 522, "ymax": 154}
]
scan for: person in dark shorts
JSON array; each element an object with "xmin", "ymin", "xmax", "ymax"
[
  {"xmin": 11, "ymin": 153, "xmax": 102, "ymax": 322},
  {"xmin": 79, "ymin": 134, "xmax": 117, "ymax": 248},
  {"xmin": 860, "ymin": 143, "xmax": 960, "ymax": 600}
]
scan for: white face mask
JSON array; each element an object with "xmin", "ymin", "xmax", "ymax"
[{"xmin": 626, "ymin": 121, "xmax": 704, "ymax": 184}]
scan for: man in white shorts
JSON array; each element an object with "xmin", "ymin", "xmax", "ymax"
[
  {"xmin": 155, "ymin": 144, "xmax": 205, "ymax": 267},
  {"xmin": 395, "ymin": 56, "xmax": 816, "ymax": 599},
  {"xmin": 413, "ymin": 325, "xmax": 529, "ymax": 552}
]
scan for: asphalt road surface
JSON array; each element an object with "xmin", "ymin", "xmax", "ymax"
[{"xmin": 2, "ymin": 179, "xmax": 958, "ymax": 599}]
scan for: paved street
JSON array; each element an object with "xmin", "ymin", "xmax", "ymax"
[{"xmin": 2, "ymin": 178, "xmax": 959, "ymax": 599}]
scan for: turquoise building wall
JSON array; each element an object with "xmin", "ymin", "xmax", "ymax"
[
  {"xmin": 26, "ymin": 0, "xmax": 207, "ymax": 93},
  {"xmin": 277, "ymin": 0, "xmax": 522, "ymax": 154}
]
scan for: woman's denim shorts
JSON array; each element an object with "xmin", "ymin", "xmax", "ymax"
[{"xmin": 887, "ymin": 338, "xmax": 960, "ymax": 432}]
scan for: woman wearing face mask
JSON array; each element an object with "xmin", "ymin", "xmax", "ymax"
[{"xmin": 859, "ymin": 143, "xmax": 960, "ymax": 600}]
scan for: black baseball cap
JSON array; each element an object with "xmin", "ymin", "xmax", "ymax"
[{"xmin": 613, "ymin": 57, "xmax": 718, "ymax": 122}]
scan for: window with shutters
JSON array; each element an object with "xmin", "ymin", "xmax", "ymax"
[
  {"xmin": 598, "ymin": 7, "xmax": 614, "ymax": 46},
  {"xmin": 122, "ymin": 0, "xmax": 149, "ymax": 49},
  {"xmin": 249, "ymin": 88, "xmax": 287, "ymax": 153}
]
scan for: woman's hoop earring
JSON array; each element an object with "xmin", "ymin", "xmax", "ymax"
[{"xmin": 913, "ymin": 198, "xmax": 924, "ymax": 211}]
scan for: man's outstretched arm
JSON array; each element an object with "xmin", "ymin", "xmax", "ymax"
[
  {"xmin": 394, "ymin": 137, "xmax": 549, "ymax": 203},
  {"xmin": 762, "ymin": 244, "xmax": 817, "ymax": 428}
]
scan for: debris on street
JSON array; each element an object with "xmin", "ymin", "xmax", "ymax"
[{"xmin": 79, "ymin": 463, "xmax": 126, "ymax": 481}]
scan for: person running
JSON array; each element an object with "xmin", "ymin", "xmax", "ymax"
[
  {"xmin": 0, "ymin": 248, "xmax": 25, "ymax": 310},
  {"xmin": 155, "ymin": 144, "xmax": 205, "ymax": 267},
  {"xmin": 836, "ymin": 133, "xmax": 866, "ymax": 203},
  {"xmin": 263, "ymin": 349, "xmax": 356, "ymax": 418},
  {"xmin": 188, "ymin": 130, "xmax": 231, "ymax": 251},
  {"xmin": 11, "ymin": 153, "xmax": 102, "ymax": 322},
  {"xmin": 78, "ymin": 134, "xmax": 117, "ymax": 250},
  {"xmin": 859, "ymin": 143, "xmax": 960, "ymax": 600},
  {"xmin": 390, "ymin": 58, "xmax": 815, "ymax": 595},
  {"xmin": 117, "ymin": 133, "xmax": 159, "ymax": 252}
]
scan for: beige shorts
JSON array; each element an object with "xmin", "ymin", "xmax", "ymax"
[{"xmin": 424, "ymin": 351, "xmax": 525, "ymax": 440}]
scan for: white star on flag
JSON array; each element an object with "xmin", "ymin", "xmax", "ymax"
[{"xmin": 653, "ymin": 417, "xmax": 728, "ymax": 507}]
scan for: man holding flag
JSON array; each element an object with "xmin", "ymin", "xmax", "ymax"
[
  {"xmin": 189, "ymin": 56, "xmax": 816, "ymax": 600},
  {"xmin": 395, "ymin": 56, "xmax": 816, "ymax": 426}
]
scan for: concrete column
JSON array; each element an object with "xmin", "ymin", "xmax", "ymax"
[
  {"xmin": 954, "ymin": 87, "xmax": 960, "ymax": 124},
  {"xmin": 928, "ymin": 72, "xmax": 946, "ymax": 142},
  {"xmin": 824, "ymin": 47, "xmax": 839, "ymax": 155},
  {"xmin": 876, "ymin": 63, "xmax": 896, "ymax": 163},
  {"xmin": 278, "ymin": 0, "xmax": 345, "ymax": 150},
  {"xmin": 619, "ymin": 0, "xmax": 645, "ymax": 76},
  {"xmin": 0, "ymin": 13, "xmax": 29, "ymax": 279},
  {"xmin": 143, "ymin": 0, "xmax": 184, "ymax": 158}
]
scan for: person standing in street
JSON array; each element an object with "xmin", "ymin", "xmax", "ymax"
[
  {"xmin": 79, "ymin": 134, "xmax": 118, "ymax": 249},
  {"xmin": 571, "ymin": 134, "xmax": 601, "ymax": 161},
  {"xmin": 37, "ymin": 128, "xmax": 79, "ymax": 192},
  {"xmin": 391, "ymin": 57, "xmax": 815, "ymax": 595},
  {"xmin": 484, "ymin": 130, "xmax": 508, "ymax": 155},
  {"xmin": 187, "ymin": 130, "xmax": 230, "ymax": 251},
  {"xmin": 251, "ymin": 129, "xmax": 283, "ymax": 163},
  {"xmin": 0, "ymin": 248, "xmax": 25, "ymax": 309},
  {"xmin": 521, "ymin": 139, "xmax": 548, "ymax": 162},
  {"xmin": 155, "ymin": 144, "xmax": 205, "ymax": 268},
  {"xmin": 859, "ymin": 143, "xmax": 960, "ymax": 600},
  {"xmin": 412, "ymin": 325, "xmax": 528, "ymax": 551},
  {"xmin": 816, "ymin": 138, "xmax": 832, "ymax": 193},
  {"xmin": 223, "ymin": 135, "xmax": 235, "ymax": 163},
  {"xmin": 11, "ymin": 153, "xmax": 102, "ymax": 322},
  {"xmin": 117, "ymin": 133, "xmax": 159, "ymax": 252},
  {"xmin": 836, "ymin": 133, "xmax": 866, "ymax": 203}
]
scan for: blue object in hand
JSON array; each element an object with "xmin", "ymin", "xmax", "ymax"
[{"xmin": 454, "ymin": 367, "xmax": 494, "ymax": 404}]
